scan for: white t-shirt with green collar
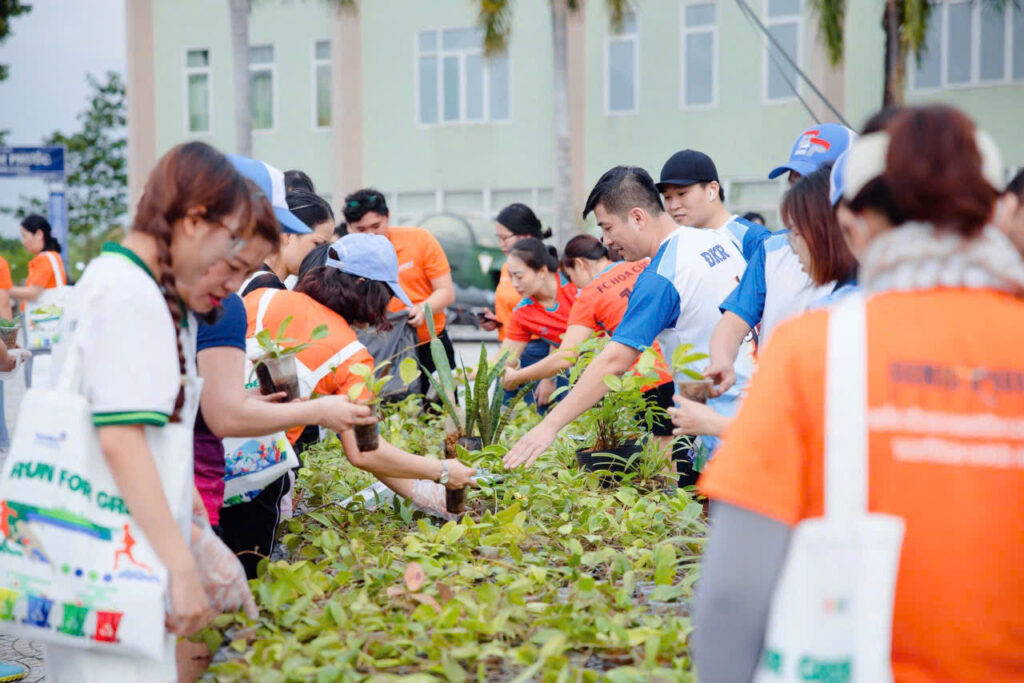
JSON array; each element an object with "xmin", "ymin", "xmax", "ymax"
[{"xmin": 55, "ymin": 242, "xmax": 195, "ymax": 427}]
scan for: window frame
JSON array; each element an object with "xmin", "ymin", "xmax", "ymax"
[
  {"xmin": 312, "ymin": 39, "xmax": 331, "ymax": 131},
  {"xmin": 679, "ymin": 0, "xmax": 719, "ymax": 110},
  {"xmin": 761, "ymin": 0, "xmax": 803, "ymax": 105},
  {"xmin": 604, "ymin": 11, "xmax": 640, "ymax": 116},
  {"xmin": 910, "ymin": 0, "xmax": 1023, "ymax": 92},
  {"xmin": 413, "ymin": 26, "xmax": 513, "ymax": 128},
  {"xmin": 249, "ymin": 43, "xmax": 277, "ymax": 134},
  {"xmin": 183, "ymin": 47, "xmax": 213, "ymax": 136}
]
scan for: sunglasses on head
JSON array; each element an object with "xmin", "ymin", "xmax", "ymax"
[{"xmin": 346, "ymin": 195, "xmax": 384, "ymax": 210}]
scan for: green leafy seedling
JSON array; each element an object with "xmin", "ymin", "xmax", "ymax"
[{"xmin": 671, "ymin": 343, "xmax": 709, "ymax": 381}]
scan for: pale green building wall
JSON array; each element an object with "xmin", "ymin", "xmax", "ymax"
[
  {"xmin": 152, "ymin": 0, "xmax": 334, "ymax": 196},
  {"xmin": 147, "ymin": 0, "xmax": 1024, "ymax": 223}
]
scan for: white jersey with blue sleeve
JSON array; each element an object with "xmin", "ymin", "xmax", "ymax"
[
  {"xmin": 711, "ymin": 214, "xmax": 771, "ymax": 261},
  {"xmin": 612, "ymin": 227, "xmax": 755, "ymax": 453},
  {"xmin": 719, "ymin": 231, "xmax": 832, "ymax": 347}
]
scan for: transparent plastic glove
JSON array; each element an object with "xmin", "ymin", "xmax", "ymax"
[
  {"xmin": 190, "ymin": 518, "xmax": 259, "ymax": 619},
  {"xmin": 409, "ymin": 480, "xmax": 458, "ymax": 521}
]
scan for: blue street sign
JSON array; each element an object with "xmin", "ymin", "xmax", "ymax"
[{"xmin": 0, "ymin": 146, "xmax": 66, "ymax": 180}]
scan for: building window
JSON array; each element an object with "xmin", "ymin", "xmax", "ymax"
[
  {"xmin": 606, "ymin": 12, "xmax": 638, "ymax": 114},
  {"xmin": 185, "ymin": 49, "xmax": 211, "ymax": 134},
  {"xmin": 680, "ymin": 2, "xmax": 717, "ymax": 108},
  {"xmin": 313, "ymin": 40, "xmax": 331, "ymax": 129},
  {"xmin": 763, "ymin": 0, "xmax": 801, "ymax": 102},
  {"xmin": 416, "ymin": 28, "xmax": 511, "ymax": 126},
  {"xmin": 913, "ymin": 0, "xmax": 1024, "ymax": 89},
  {"xmin": 250, "ymin": 44, "xmax": 275, "ymax": 131}
]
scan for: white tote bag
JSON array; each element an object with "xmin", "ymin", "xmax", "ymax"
[
  {"xmin": 754, "ymin": 293, "xmax": 905, "ymax": 683},
  {"xmin": 0, "ymin": 336, "xmax": 197, "ymax": 662},
  {"xmin": 24, "ymin": 252, "xmax": 70, "ymax": 351},
  {"xmin": 223, "ymin": 289, "xmax": 299, "ymax": 503}
]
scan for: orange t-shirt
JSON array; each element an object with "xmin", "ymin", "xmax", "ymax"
[
  {"xmin": 700, "ymin": 289, "xmax": 1024, "ymax": 682},
  {"xmin": 26, "ymin": 251, "xmax": 66, "ymax": 288},
  {"xmin": 568, "ymin": 259, "xmax": 672, "ymax": 387},
  {"xmin": 385, "ymin": 226, "xmax": 452, "ymax": 342},
  {"xmin": 0, "ymin": 256, "xmax": 13, "ymax": 290},
  {"xmin": 493, "ymin": 262, "xmax": 520, "ymax": 342},
  {"xmin": 244, "ymin": 288, "xmax": 374, "ymax": 444}
]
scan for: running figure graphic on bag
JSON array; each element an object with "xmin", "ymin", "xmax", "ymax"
[{"xmin": 113, "ymin": 524, "xmax": 151, "ymax": 573}]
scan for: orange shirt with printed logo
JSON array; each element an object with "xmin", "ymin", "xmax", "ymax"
[
  {"xmin": 244, "ymin": 288, "xmax": 374, "ymax": 444},
  {"xmin": 385, "ymin": 226, "xmax": 452, "ymax": 342},
  {"xmin": 568, "ymin": 260, "xmax": 672, "ymax": 386},
  {"xmin": 700, "ymin": 289, "xmax": 1024, "ymax": 682},
  {"xmin": 26, "ymin": 251, "xmax": 66, "ymax": 288}
]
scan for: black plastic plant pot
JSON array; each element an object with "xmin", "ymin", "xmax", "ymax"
[
  {"xmin": 255, "ymin": 355, "xmax": 301, "ymax": 402},
  {"xmin": 0, "ymin": 326, "xmax": 19, "ymax": 348},
  {"xmin": 443, "ymin": 435, "xmax": 482, "ymax": 515},
  {"xmin": 575, "ymin": 443, "xmax": 644, "ymax": 477},
  {"xmin": 676, "ymin": 378, "xmax": 713, "ymax": 404},
  {"xmin": 354, "ymin": 405, "xmax": 380, "ymax": 452}
]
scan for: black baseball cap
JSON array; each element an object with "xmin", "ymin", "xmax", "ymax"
[{"xmin": 656, "ymin": 150, "xmax": 719, "ymax": 191}]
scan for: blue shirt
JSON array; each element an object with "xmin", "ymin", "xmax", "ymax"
[
  {"xmin": 719, "ymin": 231, "xmax": 831, "ymax": 346},
  {"xmin": 716, "ymin": 215, "xmax": 771, "ymax": 261},
  {"xmin": 197, "ymin": 293, "xmax": 247, "ymax": 352},
  {"xmin": 612, "ymin": 227, "xmax": 754, "ymax": 456}
]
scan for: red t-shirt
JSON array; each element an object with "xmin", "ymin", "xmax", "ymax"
[{"xmin": 505, "ymin": 274, "xmax": 578, "ymax": 346}]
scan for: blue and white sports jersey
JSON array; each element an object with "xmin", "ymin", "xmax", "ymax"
[
  {"xmin": 711, "ymin": 215, "xmax": 771, "ymax": 261},
  {"xmin": 808, "ymin": 279, "xmax": 859, "ymax": 309},
  {"xmin": 719, "ymin": 231, "xmax": 832, "ymax": 347},
  {"xmin": 613, "ymin": 227, "xmax": 755, "ymax": 453}
]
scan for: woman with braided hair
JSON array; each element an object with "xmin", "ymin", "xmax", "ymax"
[{"xmin": 46, "ymin": 141, "xmax": 258, "ymax": 682}]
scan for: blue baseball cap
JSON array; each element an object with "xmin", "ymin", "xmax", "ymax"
[
  {"xmin": 829, "ymin": 151, "xmax": 849, "ymax": 206},
  {"xmin": 769, "ymin": 123, "xmax": 857, "ymax": 180},
  {"xmin": 227, "ymin": 155, "xmax": 312, "ymax": 234},
  {"xmin": 325, "ymin": 234, "xmax": 414, "ymax": 307}
]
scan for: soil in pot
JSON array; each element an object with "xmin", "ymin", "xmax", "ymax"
[
  {"xmin": 353, "ymin": 404, "xmax": 380, "ymax": 452},
  {"xmin": 442, "ymin": 434, "xmax": 481, "ymax": 515},
  {"xmin": 575, "ymin": 442, "xmax": 644, "ymax": 485},
  {"xmin": 0, "ymin": 326, "xmax": 19, "ymax": 348},
  {"xmin": 255, "ymin": 355, "xmax": 301, "ymax": 402},
  {"xmin": 676, "ymin": 378, "xmax": 713, "ymax": 404}
]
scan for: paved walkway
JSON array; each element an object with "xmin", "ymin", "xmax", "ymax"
[{"xmin": 1, "ymin": 366, "xmax": 46, "ymax": 680}]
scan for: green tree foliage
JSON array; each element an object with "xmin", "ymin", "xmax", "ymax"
[
  {"xmin": 0, "ymin": 0, "xmax": 31, "ymax": 83},
  {"xmin": 1, "ymin": 71, "xmax": 127, "ymax": 264}
]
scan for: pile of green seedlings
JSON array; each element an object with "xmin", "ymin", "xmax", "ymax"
[{"xmin": 200, "ymin": 362, "xmax": 707, "ymax": 682}]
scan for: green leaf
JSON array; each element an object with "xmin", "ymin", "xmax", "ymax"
[
  {"xmin": 349, "ymin": 362, "xmax": 373, "ymax": 380},
  {"xmin": 276, "ymin": 315, "xmax": 293, "ymax": 342},
  {"xmin": 399, "ymin": 356, "xmax": 420, "ymax": 386},
  {"xmin": 654, "ymin": 543, "xmax": 676, "ymax": 586},
  {"xmin": 602, "ymin": 374, "xmax": 622, "ymax": 392},
  {"xmin": 309, "ymin": 323, "xmax": 329, "ymax": 341}
]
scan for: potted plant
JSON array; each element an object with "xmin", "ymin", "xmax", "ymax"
[
  {"xmin": 0, "ymin": 318, "xmax": 20, "ymax": 348},
  {"xmin": 566, "ymin": 338, "xmax": 666, "ymax": 478},
  {"xmin": 672, "ymin": 344, "xmax": 711, "ymax": 404},
  {"xmin": 347, "ymin": 356, "xmax": 421, "ymax": 453},
  {"xmin": 251, "ymin": 316, "xmax": 328, "ymax": 402},
  {"xmin": 419, "ymin": 305, "xmax": 529, "ymax": 514}
]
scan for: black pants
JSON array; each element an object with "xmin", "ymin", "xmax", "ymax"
[
  {"xmin": 644, "ymin": 382, "xmax": 702, "ymax": 488},
  {"xmin": 218, "ymin": 472, "xmax": 291, "ymax": 579},
  {"xmin": 414, "ymin": 328, "xmax": 457, "ymax": 395}
]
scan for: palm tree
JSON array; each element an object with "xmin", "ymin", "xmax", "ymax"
[
  {"xmin": 228, "ymin": 0, "xmax": 252, "ymax": 157},
  {"xmin": 227, "ymin": 0, "xmax": 354, "ymax": 157},
  {"xmin": 811, "ymin": 0, "xmax": 1015, "ymax": 107},
  {"xmin": 478, "ymin": 0, "xmax": 630, "ymax": 248}
]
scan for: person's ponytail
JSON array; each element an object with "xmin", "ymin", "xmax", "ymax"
[
  {"xmin": 131, "ymin": 141, "xmax": 252, "ymax": 421},
  {"xmin": 510, "ymin": 237, "xmax": 559, "ymax": 272}
]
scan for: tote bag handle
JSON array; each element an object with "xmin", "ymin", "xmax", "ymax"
[
  {"xmin": 43, "ymin": 251, "xmax": 67, "ymax": 287},
  {"xmin": 824, "ymin": 292, "xmax": 868, "ymax": 523}
]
